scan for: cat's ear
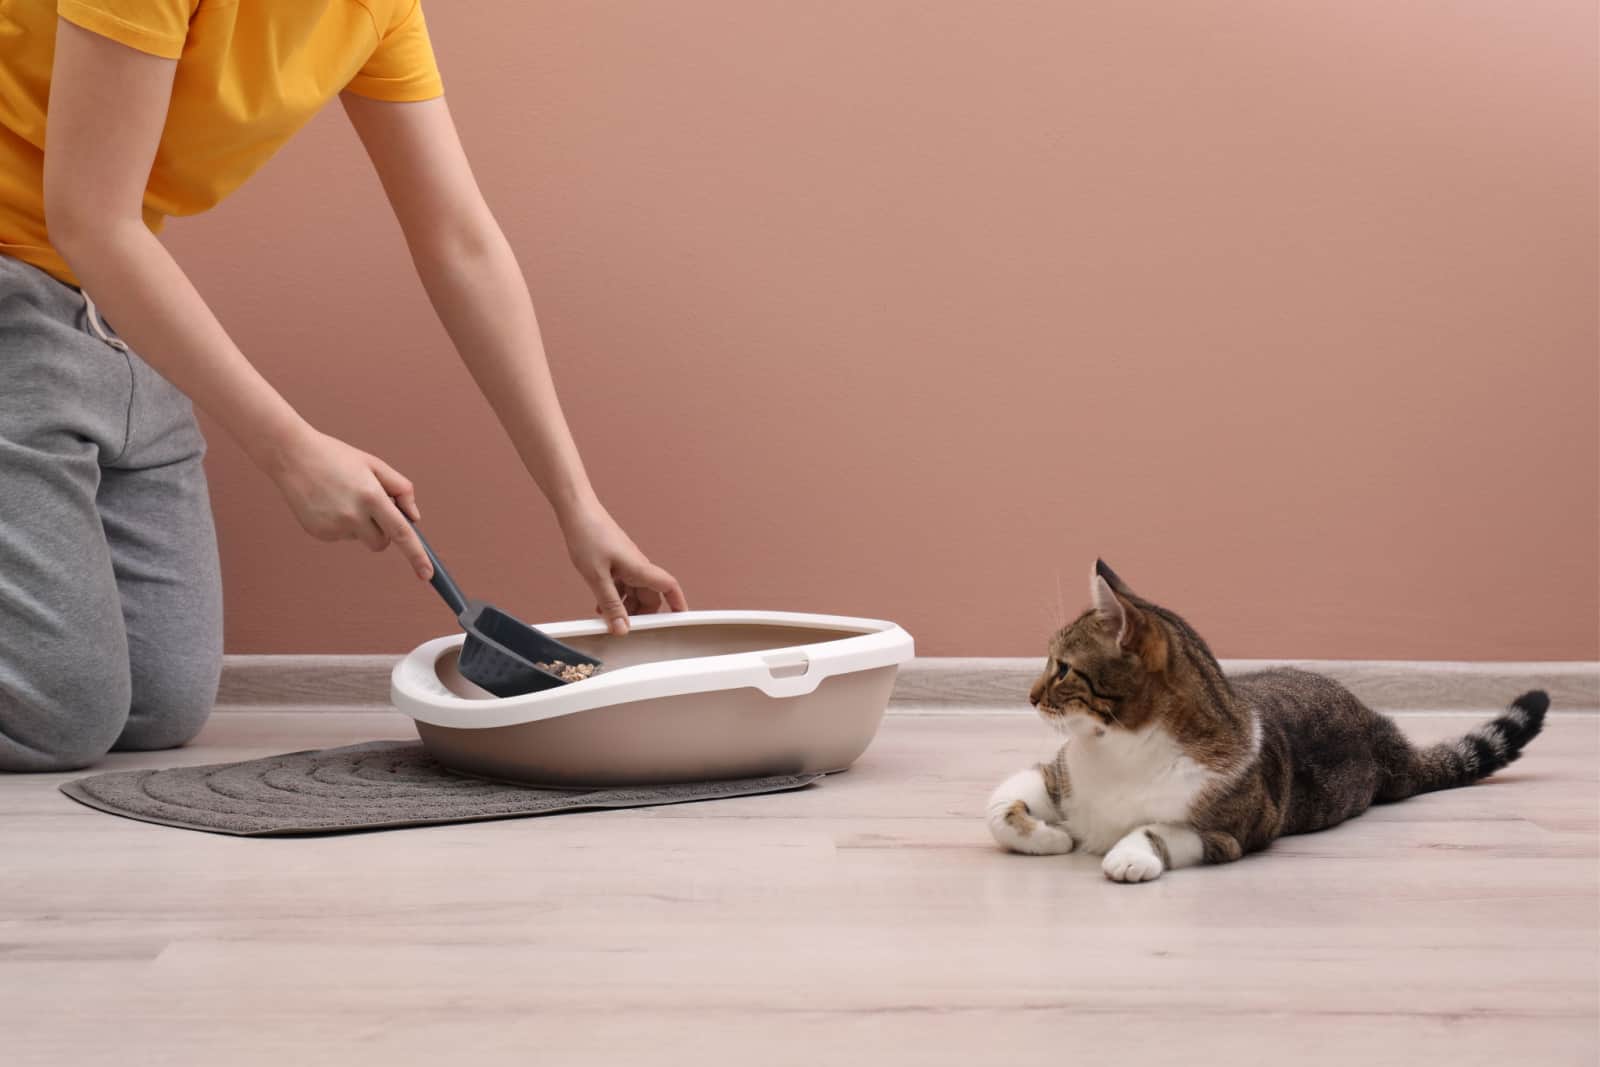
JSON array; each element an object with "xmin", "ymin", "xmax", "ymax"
[
  {"xmin": 1091, "ymin": 565, "xmax": 1139, "ymax": 648},
  {"xmin": 1094, "ymin": 558, "xmax": 1132, "ymax": 596}
]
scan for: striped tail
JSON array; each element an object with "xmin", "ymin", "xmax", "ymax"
[{"xmin": 1402, "ymin": 690, "xmax": 1550, "ymax": 797}]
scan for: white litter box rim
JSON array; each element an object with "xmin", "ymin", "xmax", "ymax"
[{"xmin": 392, "ymin": 609, "xmax": 914, "ymax": 730}]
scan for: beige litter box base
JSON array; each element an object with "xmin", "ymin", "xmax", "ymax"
[
  {"xmin": 418, "ymin": 665, "xmax": 899, "ymax": 787},
  {"xmin": 397, "ymin": 613, "xmax": 913, "ymax": 787}
]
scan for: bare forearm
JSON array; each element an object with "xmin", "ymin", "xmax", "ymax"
[
  {"xmin": 342, "ymin": 91, "xmax": 685, "ymax": 623},
  {"xmin": 40, "ymin": 22, "xmax": 433, "ymax": 577},
  {"xmin": 410, "ymin": 227, "xmax": 596, "ymax": 520},
  {"xmin": 54, "ymin": 221, "xmax": 308, "ymax": 471}
]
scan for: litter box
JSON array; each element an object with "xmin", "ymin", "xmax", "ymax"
[{"xmin": 391, "ymin": 610, "xmax": 915, "ymax": 786}]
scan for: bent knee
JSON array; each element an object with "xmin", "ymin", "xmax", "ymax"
[
  {"xmin": 0, "ymin": 663, "xmax": 133, "ymax": 772},
  {"xmin": 114, "ymin": 701, "xmax": 214, "ymax": 752},
  {"xmin": 115, "ymin": 657, "xmax": 220, "ymax": 753}
]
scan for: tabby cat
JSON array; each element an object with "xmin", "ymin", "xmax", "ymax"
[{"xmin": 988, "ymin": 560, "xmax": 1549, "ymax": 882}]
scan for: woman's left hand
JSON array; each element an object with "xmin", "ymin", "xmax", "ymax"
[{"xmin": 559, "ymin": 502, "xmax": 687, "ymax": 635}]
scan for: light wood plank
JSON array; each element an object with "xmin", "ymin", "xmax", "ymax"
[{"xmin": 1, "ymin": 710, "xmax": 1595, "ymax": 1067}]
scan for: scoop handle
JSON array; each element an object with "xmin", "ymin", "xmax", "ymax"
[{"xmin": 406, "ymin": 519, "xmax": 469, "ymax": 617}]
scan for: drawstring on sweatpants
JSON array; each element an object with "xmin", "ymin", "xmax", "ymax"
[{"xmin": 81, "ymin": 290, "xmax": 129, "ymax": 352}]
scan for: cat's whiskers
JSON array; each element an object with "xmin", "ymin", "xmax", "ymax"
[{"xmin": 1037, "ymin": 579, "xmax": 1062, "ymax": 632}]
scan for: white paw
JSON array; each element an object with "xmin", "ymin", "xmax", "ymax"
[
  {"xmin": 989, "ymin": 801, "xmax": 1076, "ymax": 855},
  {"xmin": 1102, "ymin": 838, "xmax": 1165, "ymax": 883},
  {"xmin": 1010, "ymin": 820, "xmax": 1077, "ymax": 856}
]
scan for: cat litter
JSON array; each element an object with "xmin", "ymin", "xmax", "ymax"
[{"xmin": 535, "ymin": 661, "xmax": 599, "ymax": 682}]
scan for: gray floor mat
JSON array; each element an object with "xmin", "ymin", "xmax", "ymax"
[{"xmin": 59, "ymin": 740, "xmax": 822, "ymax": 836}]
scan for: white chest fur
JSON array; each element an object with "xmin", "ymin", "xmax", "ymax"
[{"xmin": 1058, "ymin": 721, "xmax": 1219, "ymax": 855}]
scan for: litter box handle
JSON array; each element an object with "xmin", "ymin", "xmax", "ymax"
[
  {"xmin": 405, "ymin": 519, "xmax": 470, "ymax": 617},
  {"xmin": 744, "ymin": 651, "xmax": 825, "ymax": 698}
]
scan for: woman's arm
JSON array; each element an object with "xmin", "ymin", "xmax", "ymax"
[
  {"xmin": 44, "ymin": 20, "xmax": 432, "ymax": 578},
  {"xmin": 342, "ymin": 93, "xmax": 685, "ymax": 634}
]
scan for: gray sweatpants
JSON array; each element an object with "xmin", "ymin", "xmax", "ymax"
[{"xmin": 0, "ymin": 254, "xmax": 222, "ymax": 772}]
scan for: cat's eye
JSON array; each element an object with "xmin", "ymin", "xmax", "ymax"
[{"xmin": 1055, "ymin": 661, "xmax": 1072, "ymax": 679}]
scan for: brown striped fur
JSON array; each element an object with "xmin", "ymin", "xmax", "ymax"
[{"xmin": 1006, "ymin": 560, "xmax": 1550, "ymax": 875}]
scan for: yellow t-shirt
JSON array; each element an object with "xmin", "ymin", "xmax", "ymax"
[{"xmin": 0, "ymin": 0, "xmax": 444, "ymax": 285}]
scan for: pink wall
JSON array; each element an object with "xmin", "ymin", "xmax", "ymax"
[{"xmin": 163, "ymin": 1, "xmax": 1599, "ymax": 660}]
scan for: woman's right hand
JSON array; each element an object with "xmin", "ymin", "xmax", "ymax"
[{"xmin": 264, "ymin": 424, "xmax": 434, "ymax": 580}]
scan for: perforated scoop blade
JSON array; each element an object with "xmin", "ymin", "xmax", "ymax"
[{"xmin": 408, "ymin": 522, "xmax": 602, "ymax": 698}]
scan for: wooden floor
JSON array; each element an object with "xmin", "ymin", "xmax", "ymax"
[{"xmin": 2, "ymin": 708, "xmax": 1596, "ymax": 1067}]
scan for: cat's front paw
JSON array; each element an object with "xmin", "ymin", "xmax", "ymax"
[
  {"xmin": 1102, "ymin": 837, "xmax": 1165, "ymax": 883},
  {"xmin": 989, "ymin": 800, "xmax": 1076, "ymax": 855}
]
